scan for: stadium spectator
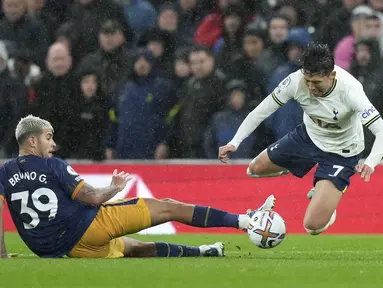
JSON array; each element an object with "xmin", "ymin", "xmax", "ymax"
[
  {"xmin": 116, "ymin": 0, "xmax": 157, "ymax": 41},
  {"xmin": 367, "ymin": 0, "xmax": 383, "ymax": 52},
  {"xmin": 334, "ymin": 5, "xmax": 374, "ymax": 71},
  {"xmin": 214, "ymin": 4, "xmax": 247, "ymax": 68},
  {"xmin": 0, "ymin": 42, "xmax": 31, "ymax": 158},
  {"xmin": 225, "ymin": 24, "xmax": 268, "ymax": 107},
  {"xmin": 155, "ymin": 2, "xmax": 189, "ymax": 48},
  {"xmin": 350, "ymin": 38, "xmax": 381, "ymax": 88},
  {"xmin": 194, "ymin": 0, "xmax": 245, "ymax": 48},
  {"xmin": 204, "ymin": 79, "xmax": 258, "ymax": 159},
  {"xmin": 54, "ymin": 21, "xmax": 81, "ymax": 66},
  {"xmin": 273, "ymin": 1, "xmax": 301, "ymax": 28},
  {"xmin": 26, "ymin": 0, "xmax": 59, "ymax": 43},
  {"xmin": 258, "ymin": 14, "xmax": 289, "ymax": 78},
  {"xmin": 32, "ymin": 42, "xmax": 77, "ymax": 158},
  {"xmin": 0, "ymin": 0, "xmax": 49, "ymax": 67},
  {"xmin": 0, "ymin": 0, "xmax": 381, "ymax": 160},
  {"xmin": 70, "ymin": 66, "xmax": 109, "ymax": 161},
  {"xmin": 266, "ymin": 27, "xmax": 311, "ymax": 141},
  {"xmin": 67, "ymin": 0, "xmax": 134, "ymax": 58},
  {"xmin": 318, "ymin": 0, "xmax": 365, "ymax": 51},
  {"xmin": 172, "ymin": 45, "xmax": 227, "ymax": 158},
  {"xmin": 7, "ymin": 48, "xmax": 41, "ymax": 87},
  {"xmin": 139, "ymin": 27, "xmax": 175, "ymax": 78},
  {"xmin": 177, "ymin": 0, "xmax": 207, "ymax": 43},
  {"xmin": 111, "ymin": 49, "xmax": 175, "ymax": 159},
  {"xmin": 78, "ymin": 20, "xmax": 133, "ymax": 102},
  {"xmin": 155, "ymin": 47, "xmax": 192, "ymax": 159}
]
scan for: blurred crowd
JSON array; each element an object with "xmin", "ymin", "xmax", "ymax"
[{"xmin": 0, "ymin": 0, "xmax": 382, "ymax": 160}]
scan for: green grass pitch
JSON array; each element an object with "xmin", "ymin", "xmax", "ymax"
[{"xmin": 2, "ymin": 233, "xmax": 383, "ymax": 288}]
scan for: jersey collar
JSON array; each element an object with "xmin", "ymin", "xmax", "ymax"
[{"xmin": 320, "ymin": 78, "xmax": 337, "ymax": 97}]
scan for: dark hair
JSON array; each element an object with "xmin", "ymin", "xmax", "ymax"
[
  {"xmin": 300, "ymin": 42, "xmax": 334, "ymax": 75},
  {"xmin": 190, "ymin": 44, "xmax": 212, "ymax": 57},
  {"xmin": 269, "ymin": 13, "xmax": 290, "ymax": 26}
]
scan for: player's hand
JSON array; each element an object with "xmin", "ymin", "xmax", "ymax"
[
  {"xmin": 218, "ymin": 145, "xmax": 237, "ymax": 163},
  {"xmin": 111, "ymin": 169, "xmax": 132, "ymax": 192},
  {"xmin": 355, "ymin": 163, "xmax": 374, "ymax": 182}
]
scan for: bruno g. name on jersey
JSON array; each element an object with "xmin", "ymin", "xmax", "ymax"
[{"xmin": 8, "ymin": 171, "xmax": 48, "ymax": 187}]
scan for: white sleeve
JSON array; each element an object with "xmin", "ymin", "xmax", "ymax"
[
  {"xmin": 228, "ymin": 75, "xmax": 295, "ymax": 149},
  {"xmin": 348, "ymin": 84, "xmax": 383, "ymax": 168},
  {"xmin": 364, "ymin": 118, "xmax": 383, "ymax": 169},
  {"xmin": 349, "ymin": 84, "xmax": 381, "ymax": 127}
]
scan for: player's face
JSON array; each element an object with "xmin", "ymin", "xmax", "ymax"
[
  {"xmin": 37, "ymin": 129, "xmax": 56, "ymax": 158},
  {"xmin": 303, "ymin": 71, "xmax": 336, "ymax": 97}
]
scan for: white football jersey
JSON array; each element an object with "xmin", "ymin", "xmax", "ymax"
[{"xmin": 271, "ymin": 65, "xmax": 380, "ymax": 157}]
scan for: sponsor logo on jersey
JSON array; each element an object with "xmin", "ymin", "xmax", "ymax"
[
  {"xmin": 362, "ymin": 106, "xmax": 377, "ymax": 119},
  {"xmin": 310, "ymin": 116, "xmax": 342, "ymax": 130}
]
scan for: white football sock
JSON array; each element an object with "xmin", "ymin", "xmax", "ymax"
[
  {"xmin": 238, "ymin": 214, "xmax": 250, "ymax": 230},
  {"xmin": 305, "ymin": 210, "xmax": 336, "ymax": 235}
]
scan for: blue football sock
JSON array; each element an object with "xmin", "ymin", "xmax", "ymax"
[
  {"xmin": 155, "ymin": 242, "xmax": 200, "ymax": 257},
  {"xmin": 191, "ymin": 206, "xmax": 239, "ymax": 228}
]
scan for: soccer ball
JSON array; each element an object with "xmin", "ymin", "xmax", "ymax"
[{"xmin": 247, "ymin": 210, "xmax": 286, "ymax": 249}]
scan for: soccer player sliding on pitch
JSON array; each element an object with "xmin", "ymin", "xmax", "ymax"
[
  {"xmin": 0, "ymin": 115, "xmax": 275, "ymax": 258},
  {"xmin": 219, "ymin": 42, "xmax": 383, "ymax": 236}
]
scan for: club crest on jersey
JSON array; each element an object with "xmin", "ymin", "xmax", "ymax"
[
  {"xmin": 362, "ymin": 106, "xmax": 376, "ymax": 119},
  {"xmin": 67, "ymin": 166, "xmax": 78, "ymax": 176},
  {"xmin": 333, "ymin": 109, "xmax": 339, "ymax": 121}
]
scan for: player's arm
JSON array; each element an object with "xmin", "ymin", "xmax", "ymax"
[
  {"xmin": 49, "ymin": 158, "xmax": 131, "ymax": 205},
  {"xmin": 350, "ymin": 85, "xmax": 383, "ymax": 181},
  {"xmin": 219, "ymin": 75, "xmax": 295, "ymax": 162},
  {"xmin": 0, "ymin": 197, "xmax": 8, "ymax": 258},
  {"xmin": 226, "ymin": 94, "xmax": 282, "ymax": 149},
  {"xmin": 363, "ymin": 117, "xmax": 383, "ymax": 168},
  {"xmin": 73, "ymin": 170, "xmax": 131, "ymax": 206},
  {"xmin": 74, "ymin": 183, "xmax": 120, "ymax": 206}
]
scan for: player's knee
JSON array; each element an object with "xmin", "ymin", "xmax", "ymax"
[
  {"xmin": 248, "ymin": 161, "xmax": 264, "ymax": 175},
  {"xmin": 303, "ymin": 219, "xmax": 327, "ymax": 235}
]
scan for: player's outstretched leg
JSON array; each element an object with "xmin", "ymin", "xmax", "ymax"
[
  {"xmin": 144, "ymin": 194, "xmax": 276, "ymax": 232},
  {"xmin": 247, "ymin": 149, "xmax": 289, "ymax": 178},
  {"xmin": 122, "ymin": 237, "xmax": 225, "ymax": 257},
  {"xmin": 303, "ymin": 180, "xmax": 341, "ymax": 235},
  {"xmin": 121, "ymin": 194, "xmax": 276, "ymax": 258}
]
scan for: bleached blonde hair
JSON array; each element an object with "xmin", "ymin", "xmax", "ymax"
[{"xmin": 15, "ymin": 115, "xmax": 53, "ymax": 144}]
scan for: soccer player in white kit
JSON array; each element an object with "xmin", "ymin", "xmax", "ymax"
[{"xmin": 218, "ymin": 42, "xmax": 383, "ymax": 235}]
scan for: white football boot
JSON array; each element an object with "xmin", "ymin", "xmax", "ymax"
[
  {"xmin": 199, "ymin": 242, "xmax": 225, "ymax": 257},
  {"xmin": 242, "ymin": 194, "xmax": 276, "ymax": 232}
]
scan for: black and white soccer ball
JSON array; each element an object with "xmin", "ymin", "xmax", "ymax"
[{"xmin": 247, "ymin": 210, "xmax": 286, "ymax": 249}]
